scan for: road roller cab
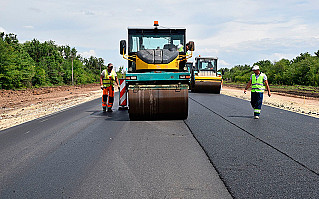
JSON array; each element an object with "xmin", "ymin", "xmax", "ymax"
[
  {"xmin": 190, "ymin": 56, "xmax": 222, "ymax": 94},
  {"xmin": 120, "ymin": 21, "xmax": 194, "ymax": 120}
]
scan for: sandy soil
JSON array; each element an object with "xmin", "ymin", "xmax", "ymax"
[
  {"xmin": 0, "ymin": 85, "xmax": 318, "ymax": 130},
  {"xmin": 221, "ymin": 86, "xmax": 319, "ymax": 118},
  {"xmin": 0, "ymin": 84, "xmax": 105, "ymax": 130}
]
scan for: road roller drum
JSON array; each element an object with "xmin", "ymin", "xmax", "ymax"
[
  {"xmin": 192, "ymin": 81, "xmax": 221, "ymax": 94},
  {"xmin": 128, "ymin": 84, "xmax": 188, "ymax": 120}
]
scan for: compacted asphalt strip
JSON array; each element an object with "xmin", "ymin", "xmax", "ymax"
[
  {"xmin": 1, "ymin": 91, "xmax": 318, "ymax": 198},
  {"xmin": 0, "ymin": 93, "xmax": 232, "ymax": 199},
  {"xmin": 186, "ymin": 92, "xmax": 319, "ymax": 199}
]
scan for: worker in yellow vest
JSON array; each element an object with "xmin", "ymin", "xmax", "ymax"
[
  {"xmin": 177, "ymin": 44, "xmax": 184, "ymax": 52},
  {"xmin": 100, "ymin": 63, "xmax": 119, "ymax": 112},
  {"xmin": 178, "ymin": 43, "xmax": 190, "ymax": 53},
  {"xmin": 244, "ymin": 65, "xmax": 271, "ymax": 119}
]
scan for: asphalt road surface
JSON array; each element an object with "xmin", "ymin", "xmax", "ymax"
[
  {"xmin": 186, "ymin": 93, "xmax": 319, "ymax": 199},
  {"xmin": 0, "ymin": 92, "xmax": 318, "ymax": 198}
]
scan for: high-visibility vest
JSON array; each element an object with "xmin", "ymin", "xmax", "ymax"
[
  {"xmin": 251, "ymin": 73, "xmax": 265, "ymax": 92},
  {"xmin": 102, "ymin": 70, "xmax": 116, "ymax": 87},
  {"xmin": 178, "ymin": 45, "xmax": 184, "ymax": 52}
]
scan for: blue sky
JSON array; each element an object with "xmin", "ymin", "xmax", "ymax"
[{"xmin": 1, "ymin": 0, "xmax": 319, "ymax": 70}]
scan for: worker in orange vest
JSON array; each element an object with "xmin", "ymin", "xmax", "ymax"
[{"xmin": 100, "ymin": 63, "xmax": 119, "ymax": 112}]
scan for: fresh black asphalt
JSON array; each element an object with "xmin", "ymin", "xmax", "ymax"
[
  {"xmin": 186, "ymin": 92, "xmax": 319, "ymax": 198},
  {"xmin": 0, "ymin": 91, "xmax": 318, "ymax": 198},
  {"xmin": 0, "ymin": 93, "xmax": 230, "ymax": 198}
]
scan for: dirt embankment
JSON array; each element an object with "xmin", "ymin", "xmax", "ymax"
[
  {"xmin": 0, "ymin": 84, "xmax": 103, "ymax": 130},
  {"xmin": 221, "ymin": 85, "xmax": 319, "ymax": 118},
  {"xmin": 0, "ymin": 84, "xmax": 318, "ymax": 131},
  {"xmin": 0, "ymin": 84, "xmax": 101, "ymax": 111}
]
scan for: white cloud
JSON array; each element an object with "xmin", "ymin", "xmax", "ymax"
[
  {"xmin": 81, "ymin": 10, "xmax": 95, "ymax": 16},
  {"xmin": 268, "ymin": 53, "xmax": 301, "ymax": 63},
  {"xmin": 1, "ymin": 0, "xmax": 319, "ymax": 68},
  {"xmin": 218, "ymin": 59, "xmax": 231, "ymax": 68},
  {"xmin": 0, "ymin": 27, "xmax": 7, "ymax": 33},
  {"xmin": 79, "ymin": 50, "xmax": 96, "ymax": 58},
  {"xmin": 23, "ymin": 26, "xmax": 34, "ymax": 29},
  {"xmin": 196, "ymin": 18, "xmax": 307, "ymax": 49},
  {"xmin": 217, "ymin": 59, "xmax": 233, "ymax": 70}
]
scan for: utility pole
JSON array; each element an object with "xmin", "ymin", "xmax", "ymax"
[
  {"xmin": 71, "ymin": 57, "xmax": 74, "ymax": 85},
  {"xmin": 70, "ymin": 47, "xmax": 77, "ymax": 86}
]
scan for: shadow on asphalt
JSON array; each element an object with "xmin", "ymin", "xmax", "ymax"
[
  {"xmin": 89, "ymin": 110, "xmax": 188, "ymax": 122},
  {"xmin": 228, "ymin": 115, "xmax": 253, "ymax": 119},
  {"xmin": 89, "ymin": 109, "xmax": 130, "ymax": 121}
]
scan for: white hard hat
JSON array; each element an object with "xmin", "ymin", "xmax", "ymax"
[{"xmin": 252, "ymin": 65, "xmax": 260, "ymax": 70}]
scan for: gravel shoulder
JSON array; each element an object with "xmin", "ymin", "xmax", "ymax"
[
  {"xmin": 221, "ymin": 86, "xmax": 319, "ymax": 118},
  {"xmin": 1, "ymin": 85, "xmax": 318, "ymax": 131},
  {"xmin": 0, "ymin": 84, "xmax": 105, "ymax": 130}
]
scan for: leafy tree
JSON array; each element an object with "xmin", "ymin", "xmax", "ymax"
[
  {"xmin": 116, "ymin": 66, "xmax": 125, "ymax": 79},
  {"xmin": 272, "ymin": 59, "xmax": 290, "ymax": 84},
  {"xmin": 221, "ymin": 50, "xmax": 319, "ymax": 87},
  {"xmin": 3, "ymin": 32, "xmax": 317, "ymax": 89},
  {"xmin": 61, "ymin": 45, "xmax": 71, "ymax": 59},
  {"xmin": 4, "ymin": 33, "xmax": 19, "ymax": 45},
  {"xmin": 291, "ymin": 52, "xmax": 311, "ymax": 64},
  {"xmin": 0, "ymin": 33, "xmax": 35, "ymax": 89},
  {"xmin": 1, "ymin": 33, "xmax": 106, "ymax": 89}
]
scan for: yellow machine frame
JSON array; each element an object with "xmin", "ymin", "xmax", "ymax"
[
  {"xmin": 194, "ymin": 76, "xmax": 222, "ymax": 81},
  {"xmin": 122, "ymin": 51, "xmax": 193, "ymax": 70}
]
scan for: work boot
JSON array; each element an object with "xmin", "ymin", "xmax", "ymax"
[
  {"xmin": 254, "ymin": 115, "xmax": 259, "ymax": 119},
  {"xmin": 107, "ymin": 108, "xmax": 113, "ymax": 112},
  {"xmin": 103, "ymin": 107, "xmax": 106, "ymax": 112}
]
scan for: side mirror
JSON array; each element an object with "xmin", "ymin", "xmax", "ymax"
[
  {"xmin": 120, "ymin": 40, "xmax": 126, "ymax": 55},
  {"xmin": 188, "ymin": 41, "xmax": 195, "ymax": 51}
]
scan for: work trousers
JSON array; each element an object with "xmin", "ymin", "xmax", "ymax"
[
  {"xmin": 102, "ymin": 86, "xmax": 114, "ymax": 108},
  {"xmin": 251, "ymin": 92, "xmax": 263, "ymax": 116}
]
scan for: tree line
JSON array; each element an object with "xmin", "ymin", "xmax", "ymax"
[
  {"xmin": 2, "ymin": 32, "xmax": 318, "ymax": 89},
  {"xmin": 0, "ymin": 32, "xmax": 119, "ymax": 89},
  {"xmin": 220, "ymin": 51, "xmax": 319, "ymax": 87}
]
